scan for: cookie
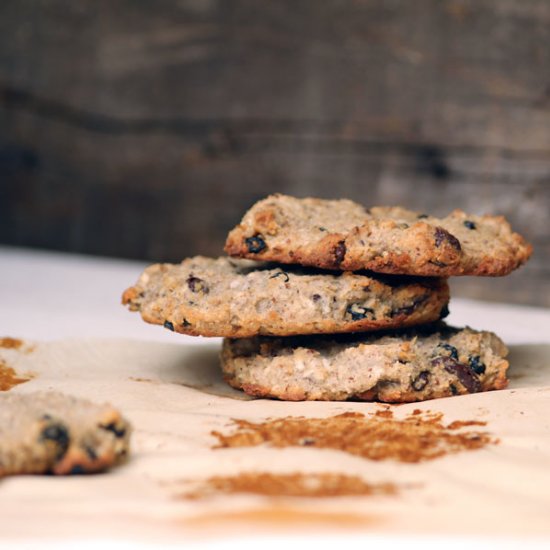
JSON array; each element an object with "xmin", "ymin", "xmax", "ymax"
[
  {"xmin": 122, "ymin": 256, "xmax": 449, "ymax": 338},
  {"xmin": 221, "ymin": 325, "xmax": 509, "ymax": 402},
  {"xmin": 0, "ymin": 392, "xmax": 131, "ymax": 476},
  {"xmin": 225, "ymin": 194, "xmax": 532, "ymax": 276}
]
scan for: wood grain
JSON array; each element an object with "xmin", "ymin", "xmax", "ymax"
[{"xmin": 1, "ymin": 0, "xmax": 549, "ymax": 305}]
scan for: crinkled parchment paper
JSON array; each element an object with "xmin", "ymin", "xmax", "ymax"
[{"xmin": 1, "ymin": 337, "xmax": 550, "ymax": 542}]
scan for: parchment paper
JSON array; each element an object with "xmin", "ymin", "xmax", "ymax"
[{"xmin": 1, "ymin": 336, "xmax": 550, "ymax": 542}]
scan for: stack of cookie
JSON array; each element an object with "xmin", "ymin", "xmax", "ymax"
[{"xmin": 123, "ymin": 194, "xmax": 532, "ymax": 403}]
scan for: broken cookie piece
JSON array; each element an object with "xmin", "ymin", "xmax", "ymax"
[{"xmin": 0, "ymin": 391, "xmax": 131, "ymax": 476}]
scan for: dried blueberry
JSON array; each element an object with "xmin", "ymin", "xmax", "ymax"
[
  {"xmin": 245, "ymin": 235, "xmax": 266, "ymax": 253},
  {"xmin": 333, "ymin": 240, "xmax": 346, "ymax": 265},
  {"xmin": 312, "ymin": 294, "xmax": 322, "ymax": 302},
  {"xmin": 391, "ymin": 295, "xmax": 428, "ymax": 317},
  {"xmin": 187, "ymin": 276, "xmax": 209, "ymax": 294},
  {"xmin": 182, "ymin": 318, "xmax": 191, "ymax": 327},
  {"xmin": 439, "ymin": 304, "xmax": 450, "ymax": 319},
  {"xmin": 434, "ymin": 227, "xmax": 461, "ymax": 250},
  {"xmin": 412, "ymin": 371, "xmax": 430, "ymax": 391},
  {"xmin": 69, "ymin": 465, "xmax": 86, "ymax": 475},
  {"xmin": 433, "ymin": 356, "xmax": 481, "ymax": 393},
  {"xmin": 163, "ymin": 320, "xmax": 174, "ymax": 331},
  {"xmin": 463, "ymin": 220, "xmax": 476, "ymax": 230},
  {"xmin": 40, "ymin": 424, "xmax": 70, "ymax": 460},
  {"xmin": 269, "ymin": 271, "xmax": 290, "ymax": 282},
  {"xmin": 468, "ymin": 355, "xmax": 486, "ymax": 375},
  {"xmin": 449, "ymin": 384, "xmax": 459, "ymax": 395},
  {"xmin": 417, "ymin": 213, "xmax": 429, "ymax": 219},
  {"xmin": 347, "ymin": 304, "xmax": 375, "ymax": 321},
  {"xmin": 434, "ymin": 227, "xmax": 446, "ymax": 247},
  {"xmin": 437, "ymin": 343, "xmax": 459, "ymax": 360},
  {"xmin": 100, "ymin": 422, "xmax": 127, "ymax": 439},
  {"xmin": 392, "ymin": 304, "xmax": 412, "ymax": 316}
]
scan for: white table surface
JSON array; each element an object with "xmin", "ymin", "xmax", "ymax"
[
  {"xmin": 1, "ymin": 245, "xmax": 550, "ymax": 550},
  {"xmin": 1, "ymin": 245, "xmax": 549, "ymax": 345}
]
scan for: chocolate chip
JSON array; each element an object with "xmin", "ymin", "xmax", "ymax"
[
  {"xmin": 411, "ymin": 371, "xmax": 430, "ymax": 391},
  {"xmin": 434, "ymin": 227, "xmax": 461, "ymax": 251},
  {"xmin": 437, "ymin": 343, "xmax": 459, "ymax": 360},
  {"xmin": 245, "ymin": 235, "xmax": 266, "ymax": 253},
  {"xmin": 269, "ymin": 271, "xmax": 290, "ymax": 282},
  {"xmin": 333, "ymin": 240, "xmax": 346, "ymax": 265},
  {"xmin": 187, "ymin": 276, "xmax": 209, "ymax": 294},
  {"xmin": 100, "ymin": 422, "xmax": 127, "ymax": 439},
  {"xmin": 468, "ymin": 355, "xmax": 486, "ymax": 375},
  {"xmin": 163, "ymin": 320, "xmax": 174, "ymax": 331},
  {"xmin": 312, "ymin": 294, "xmax": 322, "ymax": 302},
  {"xmin": 346, "ymin": 304, "xmax": 375, "ymax": 321},
  {"xmin": 433, "ymin": 357, "xmax": 481, "ymax": 393},
  {"xmin": 40, "ymin": 424, "xmax": 70, "ymax": 460},
  {"xmin": 463, "ymin": 220, "xmax": 476, "ymax": 230}
]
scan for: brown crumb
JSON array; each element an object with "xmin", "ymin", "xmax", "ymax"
[
  {"xmin": 0, "ymin": 359, "xmax": 32, "ymax": 391},
  {"xmin": 212, "ymin": 410, "xmax": 497, "ymax": 463},
  {"xmin": 181, "ymin": 472, "xmax": 399, "ymax": 500},
  {"xmin": 447, "ymin": 420, "xmax": 487, "ymax": 429},
  {"xmin": 0, "ymin": 337, "xmax": 24, "ymax": 350}
]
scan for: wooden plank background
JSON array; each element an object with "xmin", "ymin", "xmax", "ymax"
[{"xmin": 1, "ymin": 0, "xmax": 549, "ymax": 305}]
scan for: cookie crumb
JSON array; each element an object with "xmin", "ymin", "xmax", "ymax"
[
  {"xmin": 212, "ymin": 410, "xmax": 497, "ymax": 463},
  {"xmin": 0, "ymin": 337, "xmax": 24, "ymax": 350},
  {"xmin": 0, "ymin": 359, "xmax": 32, "ymax": 391},
  {"xmin": 181, "ymin": 472, "xmax": 399, "ymax": 499}
]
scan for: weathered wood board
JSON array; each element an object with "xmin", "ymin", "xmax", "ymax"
[{"xmin": 1, "ymin": 0, "xmax": 549, "ymax": 304}]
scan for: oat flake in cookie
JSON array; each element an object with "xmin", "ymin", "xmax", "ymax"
[
  {"xmin": 221, "ymin": 325, "xmax": 509, "ymax": 402},
  {"xmin": 122, "ymin": 256, "xmax": 450, "ymax": 338},
  {"xmin": 0, "ymin": 392, "xmax": 131, "ymax": 476},
  {"xmin": 225, "ymin": 194, "xmax": 532, "ymax": 276}
]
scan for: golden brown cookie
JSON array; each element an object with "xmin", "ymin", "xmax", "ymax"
[
  {"xmin": 122, "ymin": 256, "xmax": 450, "ymax": 338},
  {"xmin": 225, "ymin": 194, "xmax": 532, "ymax": 276},
  {"xmin": 221, "ymin": 324, "xmax": 509, "ymax": 402}
]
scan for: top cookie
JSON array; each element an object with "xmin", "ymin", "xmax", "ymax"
[{"xmin": 225, "ymin": 194, "xmax": 532, "ymax": 276}]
